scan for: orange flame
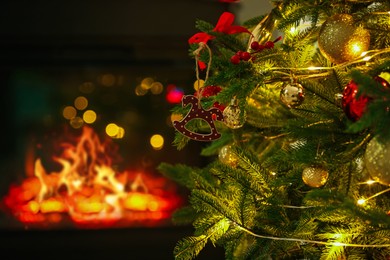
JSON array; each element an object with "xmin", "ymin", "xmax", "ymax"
[{"xmin": 3, "ymin": 126, "xmax": 182, "ymax": 228}]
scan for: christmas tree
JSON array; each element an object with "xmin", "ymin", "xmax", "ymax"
[{"xmin": 157, "ymin": 1, "xmax": 390, "ymax": 259}]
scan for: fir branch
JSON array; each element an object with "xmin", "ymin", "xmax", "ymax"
[{"xmin": 174, "ymin": 235, "xmax": 209, "ymax": 260}]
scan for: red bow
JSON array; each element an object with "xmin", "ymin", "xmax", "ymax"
[{"xmin": 188, "ymin": 12, "xmax": 251, "ymax": 44}]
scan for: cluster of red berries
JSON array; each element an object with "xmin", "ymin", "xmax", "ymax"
[{"xmin": 230, "ymin": 36, "xmax": 282, "ymax": 65}]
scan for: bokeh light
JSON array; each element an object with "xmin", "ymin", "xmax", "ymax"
[
  {"xmin": 74, "ymin": 96, "xmax": 88, "ymax": 110},
  {"xmin": 166, "ymin": 84, "xmax": 184, "ymax": 104},
  {"xmin": 150, "ymin": 134, "xmax": 164, "ymax": 150},
  {"xmin": 63, "ymin": 106, "xmax": 77, "ymax": 119},
  {"xmin": 83, "ymin": 110, "xmax": 97, "ymax": 124},
  {"xmin": 150, "ymin": 82, "xmax": 164, "ymax": 95},
  {"xmin": 70, "ymin": 116, "xmax": 84, "ymax": 129},
  {"xmin": 106, "ymin": 123, "xmax": 119, "ymax": 137},
  {"xmin": 193, "ymin": 79, "xmax": 205, "ymax": 91}
]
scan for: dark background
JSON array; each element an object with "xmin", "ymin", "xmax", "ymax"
[
  {"xmin": 0, "ymin": 1, "xmax": 230, "ymax": 259},
  {"xmin": 0, "ymin": 1, "xmax": 272, "ymax": 259}
]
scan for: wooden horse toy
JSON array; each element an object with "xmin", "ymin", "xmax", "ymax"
[{"xmin": 173, "ymin": 95, "xmax": 224, "ymax": 141}]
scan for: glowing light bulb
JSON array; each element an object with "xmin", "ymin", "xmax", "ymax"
[
  {"xmin": 357, "ymin": 198, "xmax": 366, "ymax": 205},
  {"xmin": 366, "ymin": 179, "xmax": 376, "ymax": 185}
]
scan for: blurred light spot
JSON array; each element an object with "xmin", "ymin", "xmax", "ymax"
[
  {"xmin": 70, "ymin": 117, "xmax": 84, "ymax": 129},
  {"xmin": 150, "ymin": 82, "xmax": 164, "ymax": 95},
  {"xmin": 141, "ymin": 77, "xmax": 154, "ymax": 90},
  {"xmin": 113, "ymin": 126, "xmax": 125, "ymax": 139},
  {"xmin": 166, "ymin": 84, "xmax": 184, "ymax": 104},
  {"xmin": 74, "ymin": 96, "xmax": 88, "ymax": 110},
  {"xmin": 170, "ymin": 113, "xmax": 183, "ymax": 123},
  {"xmin": 63, "ymin": 106, "xmax": 77, "ymax": 119},
  {"xmin": 150, "ymin": 134, "xmax": 164, "ymax": 150},
  {"xmin": 135, "ymin": 85, "xmax": 148, "ymax": 96},
  {"xmin": 106, "ymin": 123, "xmax": 119, "ymax": 137},
  {"xmin": 193, "ymin": 79, "xmax": 205, "ymax": 91},
  {"xmin": 79, "ymin": 82, "xmax": 95, "ymax": 94},
  {"xmin": 83, "ymin": 110, "xmax": 97, "ymax": 124},
  {"xmin": 99, "ymin": 74, "xmax": 116, "ymax": 87}
]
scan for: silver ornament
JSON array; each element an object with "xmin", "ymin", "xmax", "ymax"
[
  {"xmin": 280, "ymin": 82, "xmax": 305, "ymax": 108},
  {"xmin": 364, "ymin": 136, "xmax": 390, "ymax": 185},
  {"xmin": 223, "ymin": 98, "xmax": 246, "ymax": 129}
]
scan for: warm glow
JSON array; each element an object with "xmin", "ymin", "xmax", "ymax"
[
  {"xmin": 111, "ymin": 126, "xmax": 125, "ymax": 139},
  {"xmin": 170, "ymin": 113, "xmax": 183, "ymax": 123},
  {"xmin": 193, "ymin": 79, "xmax": 205, "ymax": 91},
  {"xmin": 357, "ymin": 198, "xmax": 366, "ymax": 205},
  {"xmin": 150, "ymin": 82, "xmax": 164, "ymax": 94},
  {"xmin": 100, "ymin": 74, "xmax": 116, "ymax": 87},
  {"xmin": 83, "ymin": 110, "xmax": 97, "ymax": 124},
  {"xmin": 70, "ymin": 116, "xmax": 84, "ymax": 129},
  {"xmin": 135, "ymin": 85, "xmax": 148, "ymax": 96},
  {"xmin": 351, "ymin": 43, "xmax": 363, "ymax": 55},
  {"xmin": 366, "ymin": 179, "xmax": 376, "ymax": 185},
  {"xmin": 74, "ymin": 96, "xmax": 88, "ymax": 110},
  {"xmin": 141, "ymin": 77, "xmax": 154, "ymax": 90},
  {"xmin": 63, "ymin": 106, "xmax": 77, "ymax": 119},
  {"xmin": 150, "ymin": 134, "xmax": 164, "ymax": 150},
  {"xmin": 106, "ymin": 123, "xmax": 119, "ymax": 137},
  {"xmin": 3, "ymin": 126, "xmax": 183, "ymax": 228}
]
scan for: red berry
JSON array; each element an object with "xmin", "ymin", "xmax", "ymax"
[
  {"xmin": 230, "ymin": 54, "xmax": 241, "ymax": 64},
  {"xmin": 236, "ymin": 50, "xmax": 243, "ymax": 57},
  {"xmin": 240, "ymin": 51, "xmax": 251, "ymax": 61},
  {"xmin": 250, "ymin": 41, "xmax": 260, "ymax": 50},
  {"xmin": 264, "ymin": 41, "xmax": 274, "ymax": 49},
  {"xmin": 258, "ymin": 44, "xmax": 265, "ymax": 50}
]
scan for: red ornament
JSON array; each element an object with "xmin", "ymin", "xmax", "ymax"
[{"xmin": 342, "ymin": 76, "xmax": 390, "ymax": 121}]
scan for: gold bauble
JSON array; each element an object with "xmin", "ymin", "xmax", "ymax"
[
  {"xmin": 302, "ymin": 166, "xmax": 329, "ymax": 188},
  {"xmin": 218, "ymin": 145, "xmax": 238, "ymax": 167},
  {"xmin": 364, "ymin": 136, "xmax": 390, "ymax": 186},
  {"xmin": 318, "ymin": 14, "xmax": 370, "ymax": 64},
  {"xmin": 223, "ymin": 99, "xmax": 246, "ymax": 129}
]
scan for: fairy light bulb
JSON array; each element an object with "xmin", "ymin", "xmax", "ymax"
[{"xmin": 357, "ymin": 198, "xmax": 366, "ymax": 205}]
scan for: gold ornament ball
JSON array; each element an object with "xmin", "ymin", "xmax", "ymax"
[
  {"xmin": 318, "ymin": 14, "xmax": 370, "ymax": 64},
  {"xmin": 223, "ymin": 100, "xmax": 246, "ymax": 129},
  {"xmin": 364, "ymin": 136, "xmax": 390, "ymax": 185},
  {"xmin": 302, "ymin": 167, "xmax": 329, "ymax": 188},
  {"xmin": 218, "ymin": 145, "xmax": 238, "ymax": 167}
]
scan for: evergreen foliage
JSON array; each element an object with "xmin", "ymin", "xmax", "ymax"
[{"xmin": 158, "ymin": 0, "xmax": 390, "ymax": 259}]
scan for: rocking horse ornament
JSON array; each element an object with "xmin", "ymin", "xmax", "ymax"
[{"xmin": 173, "ymin": 95, "xmax": 223, "ymax": 141}]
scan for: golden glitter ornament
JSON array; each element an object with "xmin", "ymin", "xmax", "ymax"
[
  {"xmin": 302, "ymin": 166, "xmax": 329, "ymax": 188},
  {"xmin": 318, "ymin": 14, "xmax": 370, "ymax": 64},
  {"xmin": 218, "ymin": 145, "xmax": 238, "ymax": 167},
  {"xmin": 364, "ymin": 136, "xmax": 390, "ymax": 186},
  {"xmin": 223, "ymin": 98, "xmax": 246, "ymax": 129}
]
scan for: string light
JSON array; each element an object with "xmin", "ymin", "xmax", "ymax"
[
  {"xmin": 357, "ymin": 187, "xmax": 390, "ymax": 205},
  {"xmin": 237, "ymin": 225, "xmax": 390, "ymax": 248}
]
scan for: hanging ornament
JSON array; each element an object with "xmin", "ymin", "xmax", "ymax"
[
  {"xmin": 318, "ymin": 14, "xmax": 370, "ymax": 64},
  {"xmin": 172, "ymin": 95, "xmax": 224, "ymax": 141},
  {"xmin": 302, "ymin": 166, "xmax": 329, "ymax": 188},
  {"xmin": 342, "ymin": 76, "xmax": 390, "ymax": 121},
  {"xmin": 218, "ymin": 145, "xmax": 238, "ymax": 167},
  {"xmin": 364, "ymin": 136, "xmax": 390, "ymax": 186},
  {"xmin": 223, "ymin": 97, "xmax": 246, "ymax": 129},
  {"xmin": 280, "ymin": 82, "xmax": 305, "ymax": 108}
]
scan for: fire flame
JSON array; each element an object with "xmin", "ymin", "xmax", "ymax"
[{"xmin": 3, "ymin": 126, "xmax": 182, "ymax": 228}]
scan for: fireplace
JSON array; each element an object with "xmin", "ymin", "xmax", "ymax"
[{"xmin": 0, "ymin": 1, "xmax": 228, "ymax": 258}]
